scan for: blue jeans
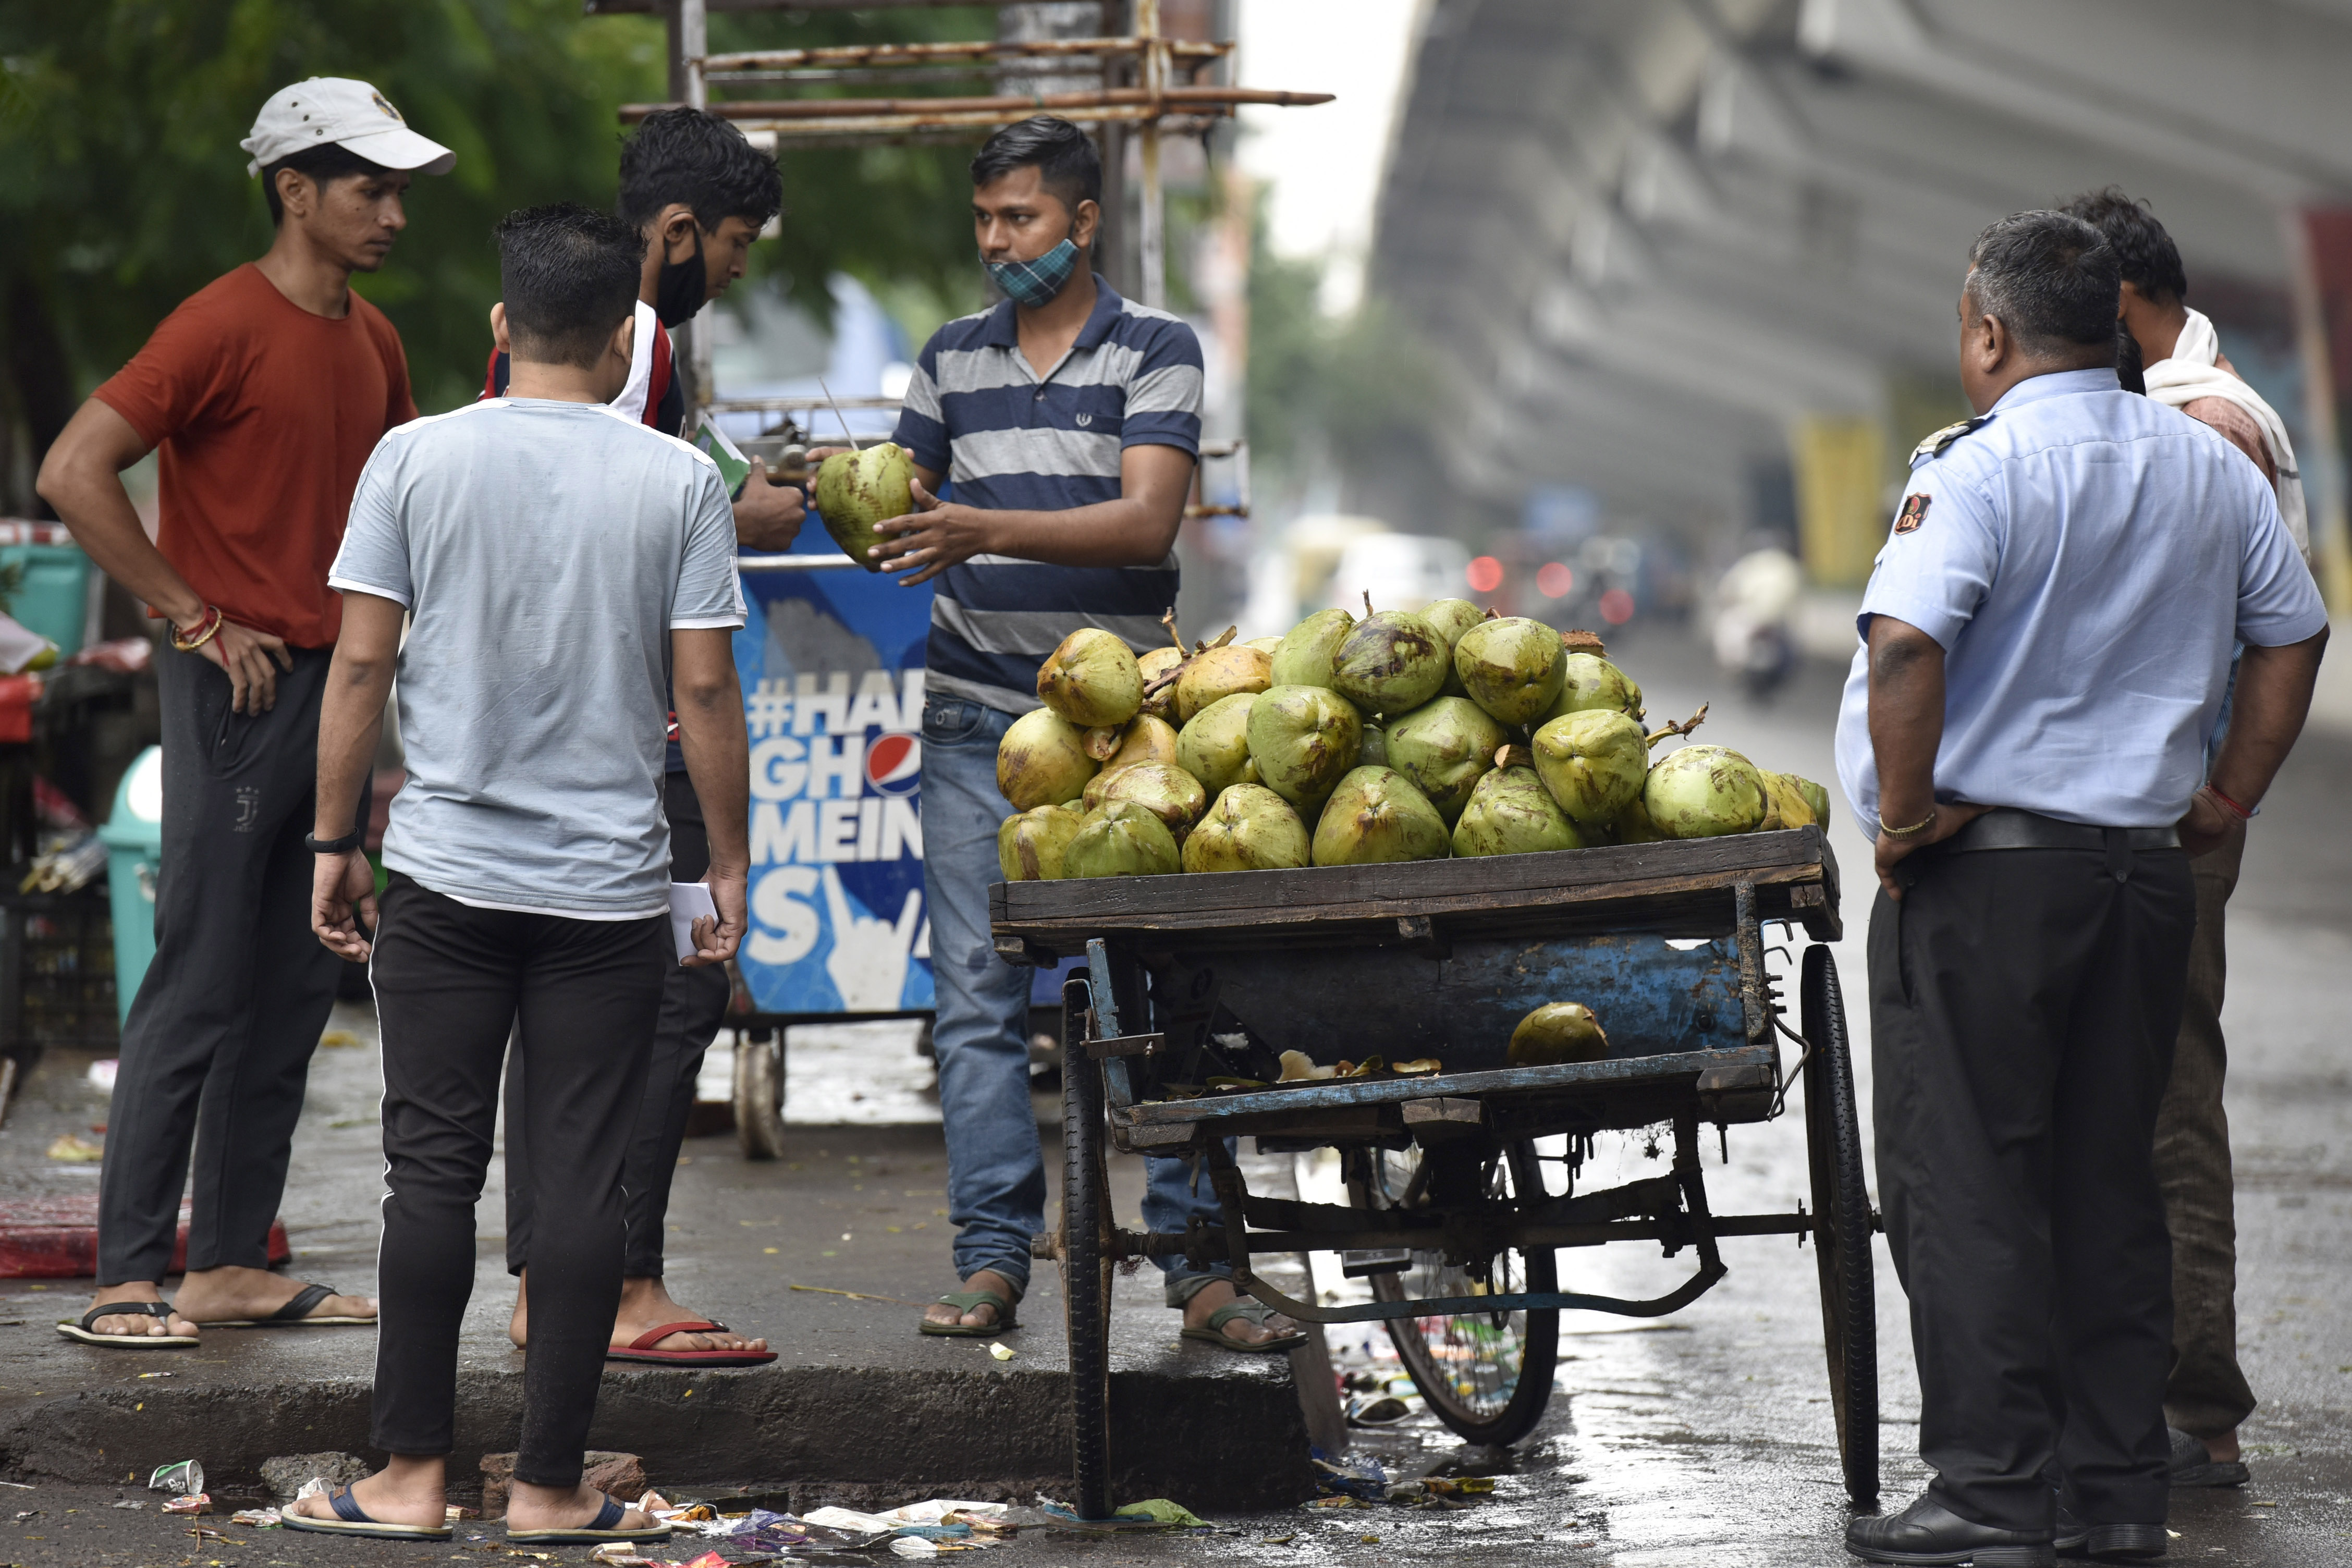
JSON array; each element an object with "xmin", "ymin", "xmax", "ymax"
[{"xmin": 920, "ymin": 693, "xmax": 1227, "ymax": 1301}]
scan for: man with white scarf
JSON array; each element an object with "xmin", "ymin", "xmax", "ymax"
[{"xmin": 2066, "ymin": 188, "xmax": 2310, "ymax": 1494}]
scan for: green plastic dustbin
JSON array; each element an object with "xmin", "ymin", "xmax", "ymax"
[
  {"xmin": 0, "ymin": 538, "xmax": 90, "ymax": 654},
  {"xmin": 99, "ymin": 746, "xmax": 164, "ymax": 1024}
]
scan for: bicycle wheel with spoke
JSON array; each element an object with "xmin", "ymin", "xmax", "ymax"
[{"xmin": 1350, "ymin": 1140, "xmax": 1558, "ymax": 1446}]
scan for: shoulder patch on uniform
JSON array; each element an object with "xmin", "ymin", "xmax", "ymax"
[
  {"xmin": 1909, "ymin": 414, "xmax": 1992, "ymax": 465},
  {"xmin": 1894, "ymin": 493, "xmax": 1930, "ymax": 534}
]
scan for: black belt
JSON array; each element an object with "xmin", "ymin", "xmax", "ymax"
[{"xmin": 1936, "ymin": 808, "xmax": 2179, "ymax": 881}]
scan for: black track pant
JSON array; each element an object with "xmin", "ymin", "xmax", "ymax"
[
  {"xmin": 368, "ymin": 875, "xmax": 666, "ymax": 1485},
  {"xmin": 99, "ymin": 645, "xmax": 352, "ymax": 1285},
  {"xmin": 1871, "ymin": 839, "xmax": 2194, "ymax": 1532},
  {"xmin": 505, "ymin": 773, "xmax": 730, "ymax": 1279}
]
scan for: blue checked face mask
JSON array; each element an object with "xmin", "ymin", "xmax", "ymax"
[{"xmin": 985, "ymin": 237, "xmax": 1081, "ymax": 308}]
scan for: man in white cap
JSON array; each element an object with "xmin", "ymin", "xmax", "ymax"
[{"xmin": 36, "ymin": 78, "xmax": 453, "ymax": 1348}]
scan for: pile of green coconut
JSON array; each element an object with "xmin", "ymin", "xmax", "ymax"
[{"xmin": 995, "ymin": 597, "xmax": 1830, "ymax": 881}]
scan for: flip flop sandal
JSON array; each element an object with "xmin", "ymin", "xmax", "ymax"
[
  {"xmin": 54, "ymin": 1300, "xmax": 199, "ymax": 1348},
  {"xmin": 605, "ymin": 1319, "xmax": 778, "ymax": 1367},
  {"xmin": 1180, "ymin": 1300, "xmax": 1308, "ymax": 1354},
  {"xmin": 918, "ymin": 1289, "xmax": 1019, "ymax": 1337},
  {"xmin": 200, "ymin": 1282, "xmax": 375, "ymax": 1328},
  {"xmin": 506, "ymin": 1492, "xmax": 672, "ymax": 1544},
  {"xmin": 2167, "ymin": 1426, "xmax": 2250, "ymax": 1488},
  {"xmin": 280, "ymin": 1484, "xmax": 454, "ymax": 1540}
]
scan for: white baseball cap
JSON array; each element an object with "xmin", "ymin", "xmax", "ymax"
[{"xmin": 240, "ymin": 77, "xmax": 456, "ymax": 178}]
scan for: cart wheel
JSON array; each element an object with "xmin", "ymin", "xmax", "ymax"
[
  {"xmin": 733, "ymin": 1031, "xmax": 787, "ymax": 1161},
  {"xmin": 1059, "ymin": 993, "xmax": 1115, "ymax": 1520},
  {"xmin": 1353, "ymin": 1141, "xmax": 1559, "ymax": 1447},
  {"xmin": 1802, "ymin": 944, "xmax": 1879, "ymax": 1503}
]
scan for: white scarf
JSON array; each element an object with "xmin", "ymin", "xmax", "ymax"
[{"xmin": 2141, "ymin": 307, "xmax": 2308, "ymax": 555}]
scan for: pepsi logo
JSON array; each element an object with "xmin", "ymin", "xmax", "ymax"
[{"xmin": 865, "ymin": 733, "xmax": 922, "ymax": 797}]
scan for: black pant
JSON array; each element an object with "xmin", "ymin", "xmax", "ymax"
[
  {"xmin": 99, "ymin": 645, "xmax": 352, "ymax": 1284},
  {"xmin": 1871, "ymin": 839, "xmax": 2195, "ymax": 1532},
  {"xmin": 505, "ymin": 772, "xmax": 730, "ymax": 1279},
  {"xmin": 369, "ymin": 875, "xmax": 666, "ymax": 1485}
]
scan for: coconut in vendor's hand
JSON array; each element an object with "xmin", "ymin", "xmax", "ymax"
[
  {"xmin": 1454, "ymin": 616, "xmax": 1567, "ymax": 726},
  {"xmin": 1545, "ymin": 651, "xmax": 1641, "ymax": 722},
  {"xmin": 1136, "ymin": 644, "xmax": 1185, "ymax": 721},
  {"xmin": 1089, "ymin": 760, "xmax": 1207, "ymax": 846},
  {"xmin": 1062, "ymin": 799, "xmax": 1182, "ymax": 878},
  {"xmin": 1385, "ymin": 696, "xmax": 1508, "ymax": 826},
  {"xmin": 1453, "ymin": 764, "xmax": 1585, "ymax": 857},
  {"xmin": 1532, "ymin": 708, "xmax": 1648, "ymax": 827},
  {"xmin": 1247, "ymin": 684, "xmax": 1363, "ymax": 814},
  {"xmin": 813, "ymin": 442, "xmax": 916, "ymax": 570},
  {"xmin": 997, "ymin": 707, "xmax": 1098, "ymax": 810},
  {"xmin": 1268, "ymin": 607, "xmax": 1356, "ymax": 690},
  {"xmin": 1644, "ymin": 744, "xmax": 1768, "ymax": 839},
  {"xmin": 1509, "ymin": 1002, "xmax": 1609, "ymax": 1067},
  {"xmin": 1331, "ymin": 603, "xmax": 1450, "ymax": 716},
  {"xmin": 1036, "ymin": 628, "xmax": 1143, "ymax": 728},
  {"xmin": 1174, "ymin": 644, "xmax": 1272, "ymax": 725},
  {"xmin": 1177, "ymin": 692, "xmax": 1257, "ymax": 797},
  {"xmin": 1757, "ymin": 769, "xmax": 1818, "ymax": 832},
  {"xmin": 1418, "ymin": 597, "xmax": 1488, "ymax": 695},
  {"xmin": 998, "ymin": 802, "xmax": 1087, "ymax": 881},
  {"xmin": 1310, "ymin": 765, "xmax": 1451, "ymax": 867},
  {"xmin": 1183, "ymin": 782, "xmax": 1310, "ymax": 873}
]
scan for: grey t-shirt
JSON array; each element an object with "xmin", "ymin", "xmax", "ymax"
[{"xmin": 331, "ymin": 398, "xmax": 745, "ymax": 918}]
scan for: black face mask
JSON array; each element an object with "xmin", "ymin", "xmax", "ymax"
[{"xmin": 654, "ymin": 226, "xmax": 706, "ymax": 328}]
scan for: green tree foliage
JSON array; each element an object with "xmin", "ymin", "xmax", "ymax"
[{"xmin": 0, "ymin": 1, "xmax": 996, "ymax": 509}]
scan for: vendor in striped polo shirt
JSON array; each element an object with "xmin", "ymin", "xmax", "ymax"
[{"xmin": 848, "ymin": 116, "xmax": 1302, "ymax": 1352}]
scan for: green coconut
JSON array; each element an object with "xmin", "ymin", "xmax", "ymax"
[
  {"xmin": 1174, "ymin": 644, "xmax": 1272, "ymax": 725},
  {"xmin": 1452, "ymin": 765, "xmax": 1586, "ymax": 858},
  {"xmin": 812, "ymin": 443, "xmax": 915, "ymax": 571},
  {"xmin": 1531, "ymin": 708, "xmax": 1649, "ymax": 827},
  {"xmin": 1796, "ymin": 775, "xmax": 1832, "ymax": 830},
  {"xmin": 1309, "ymin": 766, "xmax": 1451, "ymax": 867},
  {"xmin": 1182, "ymin": 783, "xmax": 1310, "ymax": 873},
  {"xmin": 1177, "ymin": 692, "xmax": 1257, "ymax": 798},
  {"xmin": 1088, "ymin": 760, "xmax": 1207, "ymax": 844},
  {"xmin": 1094, "ymin": 714, "xmax": 1179, "ymax": 779},
  {"xmin": 1357, "ymin": 722, "xmax": 1388, "ymax": 768},
  {"xmin": 1644, "ymin": 745, "xmax": 1768, "ymax": 839},
  {"xmin": 1454, "ymin": 616, "xmax": 1567, "ymax": 727},
  {"xmin": 1062, "ymin": 800, "xmax": 1181, "ymax": 878},
  {"xmin": 1509, "ymin": 1002, "xmax": 1610, "ymax": 1067},
  {"xmin": 1545, "ymin": 651, "xmax": 1641, "ymax": 722},
  {"xmin": 1268, "ymin": 607, "xmax": 1356, "ymax": 689},
  {"xmin": 1136, "ymin": 644, "xmax": 1186, "ymax": 722},
  {"xmin": 1243, "ymin": 635, "xmax": 1283, "ymax": 655},
  {"xmin": 1245, "ymin": 684, "xmax": 1363, "ymax": 813},
  {"xmin": 997, "ymin": 707, "xmax": 1098, "ymax": 810},
  {"xmin": 1035, "ymin": 628, "xmax": 1143, "ymax": 728},
  {"xmin": 1612, "ymin": 791, "xmax": 1668, "ymax": 844},
  {"xmin": 1331, "ymin": 609, "xmax": 1450, "ymax": 716},
  {"xmin": 1419, "ymin": 598, "xmax": 1489, "ymax": 696},
  {"xmin": 1385, "ymin": 696, "xmax": 1508, "ymax": 827},
  {"xmin": 997, "ymin": 802, "xmax": 1087, "ymax": 881},
  {"xmin": 1758, "ymin": 769, "xmax": 1818, "ymax": 832}
]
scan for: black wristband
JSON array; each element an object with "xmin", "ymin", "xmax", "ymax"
[{"xmin": 305, "ymin": 829, "xmax": 364, "ymax": 855}]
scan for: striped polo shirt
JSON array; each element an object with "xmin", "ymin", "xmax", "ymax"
[{"xmin": 893, "ymin": 275, "xmax": 1202, "ymax": 713}]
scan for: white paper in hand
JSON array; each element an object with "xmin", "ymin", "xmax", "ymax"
[{"xmin": 669, "ymin": 881, "xmax": 719, "ymax": 961}]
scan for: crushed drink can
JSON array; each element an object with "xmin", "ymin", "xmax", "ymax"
[{"xmin": 148, "ymin": 1460, "xmax": 203, "ymax": 1496}]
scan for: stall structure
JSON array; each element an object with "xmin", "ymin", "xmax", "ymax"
[{"xmin": 594, "ymin": 1, "xmax": 1323, "ymax": 1146}]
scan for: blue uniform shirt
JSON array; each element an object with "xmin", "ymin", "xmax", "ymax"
[{"xmin": 1834, "ymin": 368, "xmax": 2325, "ymax": 832}]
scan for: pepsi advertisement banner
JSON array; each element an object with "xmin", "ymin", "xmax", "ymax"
[{"xmin": 732, "ymin": 535, "xmax": 935, "ymax": 1016}]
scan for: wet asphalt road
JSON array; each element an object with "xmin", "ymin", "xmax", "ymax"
[{"xmin": 3, "ymin": 631, "xmax": 2348, "ymax": 1566}]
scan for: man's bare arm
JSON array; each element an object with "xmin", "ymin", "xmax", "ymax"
[
  {"xmin": 310, "ymin": 592, "xmax": 404, "ymax": 960},
  {"xmin": 2179, "ymin": 626, "xmax": 2328, "ymax": 855},
  {"xmin": 672, "ymin": 626, "xmax": 749, "ymax": 966},
  {"xmin": 865, "ymin": 443, "xmax": 1193, "ymax": 585},
  {"xmin": 37, "ymin": 398, "xmax": 293, "ymax": 713},
  {"xmin": 1865, "ymin": 614, "xmax": 1988, "ymax": 899}
]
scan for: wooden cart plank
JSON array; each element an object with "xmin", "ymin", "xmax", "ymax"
[{"xmin": 993, "ymin": 828, "xmax": 1839, "ymax": 947}]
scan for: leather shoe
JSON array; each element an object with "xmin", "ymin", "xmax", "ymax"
[
  {"xmin": 1846, "ymin": 1494, "xmax": 2056, "ymax": 1566},
  {"xmin": 2056, "ymin": 1503, "xmax": 2167, "ymax": 1561},
  {"xmin": 2165, "ymin": 1427, "xmax": 2246, "ymax": 1489}
]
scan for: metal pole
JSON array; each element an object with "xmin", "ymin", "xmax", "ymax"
[{"xmin": 1136, "ymin": 0, "xmax": 1164, "ymax": 309}]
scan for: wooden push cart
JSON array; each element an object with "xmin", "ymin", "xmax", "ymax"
[{"xmin": 990, "ymin": 827, "xmax": 1877, "ymax": 1520}]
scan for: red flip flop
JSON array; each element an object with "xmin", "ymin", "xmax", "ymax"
[{"xmin": 603, "ymin": 1319, "xmax": 777, "ymax": 1367}]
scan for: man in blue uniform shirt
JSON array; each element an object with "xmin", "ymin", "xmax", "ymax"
[{"xmin": 1834, "ymin": 211, "xmax": 2327, "ymax": 1567}]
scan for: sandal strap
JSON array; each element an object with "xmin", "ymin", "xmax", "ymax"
[
  {"xmin": 329, "ymin": 1486, "xmax": 372, "ymax": 1524},
  {"xmin": 626, "ymin": 1320, "xmax": 725, "ymax": 1352},
  {"xmin": 590, "ymin": 1495, "xmax": 624, "ymax": 1532},
  {"xmin": 271, "ymin": 1282, "xmax": 337, "ymax": 1322},
  {"xmin": 1204, "ymin": 1300, "xmax": 1281, "ymax": 1331},
  {"xmin": 79, "ymin": 1301, "xmax": 173, "ymax": 1332}
]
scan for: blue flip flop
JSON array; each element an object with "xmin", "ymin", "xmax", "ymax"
[
  {"xmin": 505, "ymin": 1492, "xmax": 671, "ymax": 1545},
  {"xmin": 280, "ymin": 1484, "xmax": 453, "ymax": 1541}
]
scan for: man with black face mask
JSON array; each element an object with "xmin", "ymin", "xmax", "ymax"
[
  {"xmin": 488, "ymin": 107, "xmax": 792, "ymax": 1368},
  {"xmin": 811, "ymin": 115, "xmax": 1302, "ymax": 1354}
]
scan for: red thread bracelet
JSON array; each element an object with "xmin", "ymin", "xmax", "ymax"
[{"xmin": 2203, "ymin": 783, "xmax": 2257, "ymax": 820}]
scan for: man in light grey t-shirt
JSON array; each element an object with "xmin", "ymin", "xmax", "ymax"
[{"xmin": 294, "ymin": 205, "xmax": 748, "ymax": 1548}]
